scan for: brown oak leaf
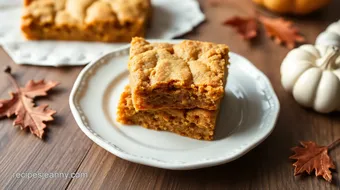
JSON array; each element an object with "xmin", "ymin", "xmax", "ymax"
[
  {"xmin": 0, "ymin": 67, "xmax": 59, "ymax": 139},
  {"xmin": 258, "ymin": 15, "xmax": 305, "ymax": 49},
  {"xmin": 289, "ymin": 140, "xmax": 340, "ymax": 182},
  {"xmin": 224, "ymin": 16, "xmax": 258, "ymax": 40}
]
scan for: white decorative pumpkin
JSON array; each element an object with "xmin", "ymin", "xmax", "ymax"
[
  {"xmin": 281, "ymin": 45, "xmax": 340, "ymax": 113},
  {"xmin": 316, "ymin": 20, "xmax": 340, "ymax": 47}
]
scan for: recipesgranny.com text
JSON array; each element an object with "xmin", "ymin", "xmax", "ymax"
[{"xmin": 13, "ymin": 172, "xmax": 88, "ymax": 179}]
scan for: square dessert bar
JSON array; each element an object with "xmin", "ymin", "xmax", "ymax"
[
  {"xmin": 128, "ymin": 37, "xmax": 229, "ymax": 111},
  {"xmin": 117, "ymin": 86, "xmax": 219, "ymax": 140},
  {"xmin": 21, "ymin": 0, "xmax": 151, "ymax": 42}
]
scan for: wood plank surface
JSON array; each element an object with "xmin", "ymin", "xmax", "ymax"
[{"xmin": 1, "ymin": 0, "xmax": 340, "ymax": 189}]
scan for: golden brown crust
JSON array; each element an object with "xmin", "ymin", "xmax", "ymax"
[
  {"xmin": 117, "ymin": 86, "xmax": 218, "ymax": 140},
  {"xmin": 21, "ymin": 0, "xmax": 151, "ymax": 42},
  {"xmin": 128, "ymin": 37, "xmax": 229, "ymax": 110}
]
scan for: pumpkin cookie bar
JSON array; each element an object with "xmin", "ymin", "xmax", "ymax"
[
  {"xmin": 128, "ymin": 37, "xmax": 229, "ymax": 111},
  {"xmin": 117, "ymin": 86, "xmax": 219, "ymax": 140},
  {"xmin": 21, "ymin": 0, "xmax": 151, "ymax": 42}
]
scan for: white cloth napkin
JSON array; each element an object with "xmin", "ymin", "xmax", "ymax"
[{"xmin": 0, "ymin": 0, "xmax": 205, "ymax": 66}]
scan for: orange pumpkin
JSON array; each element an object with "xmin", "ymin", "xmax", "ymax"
[{"xmin": 253, "ymin": 0, "xmax": 331, "ymax": 15}]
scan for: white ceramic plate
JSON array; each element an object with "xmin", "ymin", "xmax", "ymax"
[{"xmin": 69, "ymin": 40, "xmax": 280, "ymax": 170}]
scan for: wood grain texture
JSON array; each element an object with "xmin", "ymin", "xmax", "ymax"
[
  {"xmin": 1, "ymin": 0, "xmax": 340, "ymax": 189},
  {"xmin": 0, "ymin": 51, "xmax": 93, "ymax": 189}
]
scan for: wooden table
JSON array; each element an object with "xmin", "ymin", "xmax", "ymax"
[{"xmin": 1, "ymin": 0, "xmax": 340, "ymax": 189}]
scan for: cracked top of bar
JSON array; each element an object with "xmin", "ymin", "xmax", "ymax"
[
  {"xmin": 22, "ymin": 0, "xmax": 151, "ymax": 26},
  {"xmin": 129, "ymin": 37, "xmax": 229, "ymax": 89}
]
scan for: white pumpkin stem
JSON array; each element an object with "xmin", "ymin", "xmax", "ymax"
[{"xmin": 319, "ymin": 46, "xmax": 340, "ymax": 70}]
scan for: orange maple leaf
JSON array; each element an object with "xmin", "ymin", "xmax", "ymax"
[
  {"xmin": 0, "ymin": 67, "xmax": 59, "ymax": 139},
  {"xmin": 224, "ymin": 16, "xmax": 258, "ymax": 40},
  {"xmin": 258, "ymin": 15, "xmax": 305, "ymax": 49},
  {"xmin": 289, "ymin": 140, "xmax": 339, "ymax": 182}
]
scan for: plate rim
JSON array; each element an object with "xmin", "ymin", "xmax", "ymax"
[{"xmin": 69, "ymin": 40, "xmax": 280, "ymax": 170}]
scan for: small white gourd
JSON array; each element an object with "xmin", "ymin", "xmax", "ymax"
[
  {"xmin": 316, "ymin": 20, "xmax": 340, "ymax": 47},
  {"xmin": 281, "ymin": 44, "xmax": 340, "ymax": 113}
]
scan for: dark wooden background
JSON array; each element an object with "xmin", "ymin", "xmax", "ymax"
[{"xmin": 1, "ymin": 0, "xmax": 340, "ymax": 189}]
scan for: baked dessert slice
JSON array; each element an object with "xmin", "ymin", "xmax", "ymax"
[
  {"xmin": 128, "ymin": 37, "xmax": 229, "ymax": 111},
  {"xmin": 117, "ymin": 86, "xmax": 220, "ymax": 140},
  {"xmin": 21, "ymin": 0, "xmax": 151, "ymax": 42}
]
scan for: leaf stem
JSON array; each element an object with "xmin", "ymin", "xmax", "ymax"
[
  {"xmin": 328, "ymin": 138, "xmax": 340, "ymax": 150},
  {"xmin": 4, "ymin": 66, "xmax": 20, "ymax": 92}
]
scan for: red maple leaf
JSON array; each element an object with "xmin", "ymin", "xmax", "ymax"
[
  {"xmin": 290, "ymin": 140, "xmax": 340, "ymax": 182},
  {"xmin": 224, "ymin": 16, "xmax": 258, "ymax": 40}
]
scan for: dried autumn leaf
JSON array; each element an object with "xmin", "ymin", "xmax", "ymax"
[
  {"xmin": 0, "ymin": 67, "xmax": 59, "ymax": 138},
  {"xmin": 289, "ymin": 140, "xmax": 339, "ymax": 182},
  {"xmin": 258, "ymin": 15, "xmax": 305, "ymax": 49},
  {"xmin": 224, "ymin": 16, "xmax": 258, "ymax": 40},
  {"xmin": 21, "ymin": 80, "xmax": 59, "ymax": 98}
]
